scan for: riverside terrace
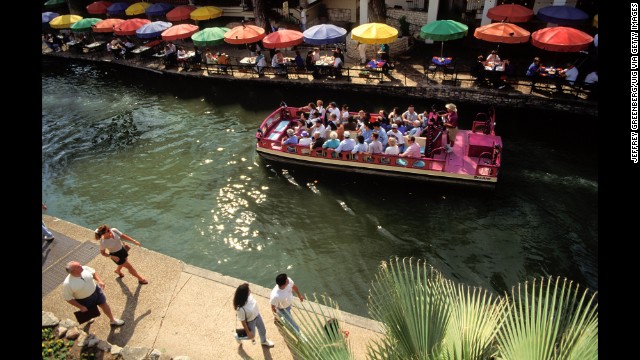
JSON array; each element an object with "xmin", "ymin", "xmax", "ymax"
[{"xmin": 42, "ymin": 39, "xmax": 597, "ymax": 117}]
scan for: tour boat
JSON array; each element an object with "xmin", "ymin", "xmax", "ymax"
[{"xmin": 255, "ymin": 103, "xmax": 502, "ymax": 187}]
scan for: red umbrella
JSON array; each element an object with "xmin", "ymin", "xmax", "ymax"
[
  {"xmin": 487, "ymin": 4, "xmax": 534, "ymax": 23},
  {"xmin": 161, "ymin": 24, "xmax": 199, "ymax": 41},
  {"xmin": 166, "ymin": 5, "xmax": 196, "ymax": 22},
  {"xmin": 261, "ymin": 29, "xmax": 304, "ymax": 49},
  {"xmin": 223, "ymin": 24, "xmax": 266, "ymax": 45},
  {"xmin": 87, "ymin": 1, "xmax": 112, "ymax": 15},
  {"xmin": 114, "ymin": 18, "xmax": 150, "ymax": 36},
  {"xmin": 474, "ymin": 22, "xmax": 530, "ymax": 44},
  {"xmin": 531, "ymin": 26, "xmax": 593, "ymax": 52},
  {"xmin": 93, "ymin": 18, "xmax": 124, "ymax": 33}
]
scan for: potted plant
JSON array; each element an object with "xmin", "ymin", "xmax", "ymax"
[
  {"xmin": 399, "ymin": 16, "xmax": 411, "ymax": 37},
  {"xmin": 358, "ymin": 70, "xmax": 370, "ymax": 77}
]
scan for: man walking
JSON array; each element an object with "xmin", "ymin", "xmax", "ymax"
[
  {"xmin": 62, "ymin": 261, "xmax": 125, "ymax": 326},
  {"xmin": 270, "ymin": 273, "xmax": 304, "ymax": 332}
]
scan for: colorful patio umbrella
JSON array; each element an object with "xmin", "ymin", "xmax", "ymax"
[
  {"xmin": 107, "ymin": 2, "xmax": 131, "ymax": 15},
  {"xmin": 419, "ymin": 20, "xmax": 468, "ymax": 58},
  {"xmin": 86, "ymin": 1, "xmax": 112, "ymax": 15},
  {"xmin": 136, "ymin": 21, "xmax": 172, "ymax": 39},
  {"xmin": 351, "ymin": 22, "xmax": 398, "ymax": 45},
  {"xmin": 145, "ymin": 3, "xmax": 173, "ymax": 17},
  {"xmin": 223, "ymin": 24, "xmax": 266, "ymax": 45},
  {"xmin": 70, "ymin": 18, "xmax": 102, "ymax": 32},
  {"xmin": 161, "ymin": 24, "xmax": 199, "ymax": 41},
  {"xmin": 536, "ymin": 5, "xmax": 589, "ymax": 26},
  {"xmin": 191, "ymin": 27, "xmax": 229, "ymax": 46},
  {"xmin": 190, "ymin": 6, "xmax": 224, "ymax": 21},
  {"xmin": 262, "ymin": 29, "xmax": 304, "ymax": 49},
  {"xmin": 49, "ymin": 15, "xmax": 84, "ymax": 29},
  {"xmin": 302, "ymin": 24, "xmax": 347, "ymax": 45},
  {"xmin": 473, "ymin": 22, "xmax": 530, "ymax": 45},
  {"xmin": 486, "ymin": 4, "xmax": 534, "ymax": 23},
  {"xmin": 531, "ymin": 26, "xmax": 593, "ymax": 52},
  {"xmin": 93, "ymin": 18, "xmax": 124, "ymax": 32},
  {"xmin": 126, "ymin": 2, "xmax": 152, "ymax": 16},
  {"xmin": 166, "ymin": 5, "xmax": 197, "ymax": 22},
  {"xmin": 42, "ymin": 12, "xmax": 60, "ymax": 24},
  {"xmin": 44, "ymin": 0, "xmax": 66, "ymax": 8},
  {"xmin": 107, "ymin": 2, "xmax": 129, "ymax": 16},
  {"xmin": 114, "ymin": 18, "xmax": 151, "ymax": 36}
]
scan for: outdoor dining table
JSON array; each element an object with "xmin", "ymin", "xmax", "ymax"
[
  {"xmin": 483, "ymin": 61, "xmax": 505, "ymax": 87},
  {"xmin": 240, "ymin": 56, "xmax": 257, "ymax": 65},
  {"xmin": 177, "ymin": 51, "xmax": 195, "ymax": 70},
  {"xmin": 431, "ymin": 56, "xmax": 452, "ymax": 66},
  {"xmin": 365, "ymin": 59, "xmax": 386, "ymax": 83},
  {"xmin": 315, "ymin": 56, "xmax": 335, "ymax": 77},
  {"xmin": 84, "ymin": 41, "xmax": 105, "ymax": 54},
  {"xmin": 532, "ymin": 66, "xmax": 564, "ymax": 93}
]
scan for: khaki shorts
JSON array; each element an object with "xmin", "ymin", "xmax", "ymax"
[{"xmin": 447, "ymin": 126, "xmax": 458, "ymax": 143}]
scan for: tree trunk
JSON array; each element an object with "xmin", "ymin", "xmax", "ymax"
[
  {"xmin": 369, "ymin": 0, "xmax": 387, "ymax": 23},
  {"xmin": 253, "ymin": 0, "xmax": 268, "ymax": 29}
]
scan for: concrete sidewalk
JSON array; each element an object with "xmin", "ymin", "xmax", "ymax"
[{"xmin": 42, "ymin": 215, "xmax": 383, "ymax": 359}]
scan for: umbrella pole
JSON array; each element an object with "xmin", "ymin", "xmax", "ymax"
[{"xmin": 440, "ymin": 41, "xmax": 444, "ymax": 58}]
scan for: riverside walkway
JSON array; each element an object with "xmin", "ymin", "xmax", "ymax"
[
  {"xmin": 42, "ymin": 215, "xmax": 383, "ymax": 359},
  {"xmin": 42, "ymin": 39, "xmax": 597, "ymax": 117}
]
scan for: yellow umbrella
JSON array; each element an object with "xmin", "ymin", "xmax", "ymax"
[
  {"xmin": 125, "ymin": 2, "xmax": 152, "ymax": 16},
  {"xmin": 49, "ymin": 15, "xmax": 84, "ymax": 29},
  {"xmin": 592, "ymin": 14, "xmax": 598, "ymax": 28},
  {"xmin": 190, "ymin": 6, "xmax": 223, "ymax": 21},
  {"xmin": 351, "ymin": 22, "xmax": 398, "ymax": 44}
]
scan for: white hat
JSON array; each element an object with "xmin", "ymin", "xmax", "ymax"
[{"xmin": 344, "ymin": 131, "xmax": 351, "ymax": 138}]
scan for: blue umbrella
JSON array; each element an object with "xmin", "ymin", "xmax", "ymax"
[
  {"xmin": 136, "ymin": 21, "xmax": 173, "ymax": 38},
  {"xmin": 302, "ymin": 24, "xmax": 347, "ymax": 45},
  {"xmin": 145, "ymin": 3, "xmax": 173, "ymax": 17},
  {"xmin": 42, "ymin": 12, "xmax": 60, "ymax": 24},
  {"xmin": 107, "ymin": 2, "xmax": 130, "ymax": 16},
  {"xmin": 536, "ymin": 5, "xmax": 589, "ymax": 26}
]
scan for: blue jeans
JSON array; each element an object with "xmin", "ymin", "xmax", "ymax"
[
  {"xmin": 42, "ymin": 221, "xmax": 53, "ymax": 240},
  {"xmin": 277, "ymin": 306, "xmax": 299, "ymax": 333},
  {"xmin": 246, "ymin": 313, "xmax": 267, "ymax": 343}
]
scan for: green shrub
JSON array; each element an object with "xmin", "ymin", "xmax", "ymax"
[{"xmin": 42, "ymin": 327, "xmax": 74, "ymax": 359}]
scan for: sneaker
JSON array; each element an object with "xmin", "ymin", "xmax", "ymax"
[
  {"xmin": 87, "ymin": 318, "xmax": 95, "ymax": 324},
  {"xmin": 445, "ymin": 145, "xmax": 453, "ymax": 154},
  {"xmin": 110, "ymin": 319, "xmax": 125, "ymax": 326},
  {"xmin": 498, "ymin": 85, "xmax": 506, "ymax": 89},
  {"xmin": 261, "ymin": 340, "xmax": 275, "ymax": 347}
]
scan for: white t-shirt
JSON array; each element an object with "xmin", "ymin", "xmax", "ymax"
[
  {"xmin": 584, "ymin": 72, "xmax": 598, "ymax": 84},
  {"xmin": 563, "ymin": 66, "xmax": 579, "ymax": 84},
  {"xmin": 236, "ymin": 294, "xmax": 260, "ymax": 322},
  {"xmin": 300, "ymin": 9, "xmax": 307, "ymax": 24},
  {"xmin": 298, "ymin": 137, "xmax": 312, "ymax": 146},
  {"xmin": 99, "ymin": 228, "xmax": 124, "ymax": 253},
  {"xmin": 63, "ymin": 266, "xmax": 97, "ymax": 301},
  {"xmin": 385, "ymin": 145, "xmax": 400, "ymax": 155},
  {"xmin": 270, "ymin": 278, "xmax": 295, "ymax": 310}
]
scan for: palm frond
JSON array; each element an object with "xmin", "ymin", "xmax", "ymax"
[
  {"xmin": 367, "ymin": 257, "xmax": 451, "ymax": 360},
  {"xmin": 280, "ymin": 294, "xmax": 354, "ymax": 360},
  {"xmin": 441, "ymin": 282, "xmax": 505, "ymax": 360},
  {"xmin": 496, "ymin": 276, "xmax": 598, "ymax": 360}
]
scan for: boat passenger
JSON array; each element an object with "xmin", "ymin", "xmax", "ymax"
[
  {"xmin": 298, "ymin": 131, "xmax": 312, "ymax": 146},
  {"xmin": 322, "ymin": 131, "xmax": 340, "ymax": 149},
  {"xmin": 343, "ymin": 116, "xmax": 357, "ymax": 132},
  {"xmin": 316, "ymin": 100, "xmax": 326, "ymax": 121},
  {"xmin": 334, "ymin": 131, "xmax": 356, "ymax": 153},
  {"xmin": 327, "ymin": 102, "xmax": 341, "ymax": 120},
  {"xmin": 402, "ymin": 105, "xmax": 420, "ymax": 128},
  {"xmin": 341, "ymin": 105, "xmax": 350, "ymax": 122},
  {"xmin": 372, "ymin": 122, "xmax": 388, "ymax": 147},
  {"xmin": 281, "ymin": 129, "xmax": 298, "ymax": 145},
  {"xmin": 387, "ymin": 123, "xmax": 405, "ymax": 153},
  {"xmin": 311, "ymin": 120, "xmax": 326, "ymax": 139},
  {"xmin": 378, "ymin": 110, "xmax": 390, "ymax": 130},
  {"xmin": 359, "ymin": 122, "xmax": 373, "ymax": 144},
  {"xmin": 351, "ymin": 135, "xmax": 369, "ymax": 154},
  {"xmin": 310, "ymin": 132, "xmax": 325, "ymax": 150},
  {"xmin": 399, "ymin": 136, "xmax": 421, "ymax": 159},
  {"xmin": 326, "ymin": 113, "xmax": 340, "ymax": 132},
  {"xmin": 384, "ymin": 137, "xmax": 400, "ymax": 155},
  {"xmin": 368, "ymin": 132, "xmax": 383, "ymax": 154},
  {"xmin": 407, "ymin": 120, "xmax": 423, "ymax": 136},
  {"xmin": 389, "ymin": 107, "xmax": 402, "ymax": 124}
]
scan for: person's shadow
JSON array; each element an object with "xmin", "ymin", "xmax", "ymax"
[
  {"xmin": 106, "ymin": 279, "xmax": 151, "ymax": 345},
  {"xmin": 42, "ymin": 239, "xmax": 53, "ymax": 266},
  {"xmin": 235, "ymin": 341, "xmax": 274, "ymax": 360}
]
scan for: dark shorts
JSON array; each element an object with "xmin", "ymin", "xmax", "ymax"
[
  {"xmin": 76, "ymin": 286, "xmax": 107, "ymax": 308},
  {"xmin": 110, "ymin": 247, "xmax": 129, "ymax": 265}
]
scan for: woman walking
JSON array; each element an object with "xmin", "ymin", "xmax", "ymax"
[
  {"xmin": 233, "ymin": 283, "xmax": 274, "ymax": 347},
  {"xmin": 94, "ymin": 224, "xmax": 148, "ymax": 284}
]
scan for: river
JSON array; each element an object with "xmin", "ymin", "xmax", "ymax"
[{"xmin": 42, "ymin": 59, "xmax": 597, "ymax": 317}]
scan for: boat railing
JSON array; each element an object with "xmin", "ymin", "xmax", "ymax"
[{"xmin": 475, "ymin": 151, "xmax": 500, "ymax": 177}]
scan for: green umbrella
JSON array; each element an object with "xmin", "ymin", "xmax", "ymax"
[
  {"xmin": 419, "ymin": 20, "xmax": 468, "ymax": 58},
  {"xmin": 191, "ymin": 27, "xmax": 229, "ymax": 46},
  {"xmin": 44, "ymin": 0, "xmax": 66, "ymax": 7},
  {"xmin": 70, "ymin": 18, "xmax": 102, "ymax": 32}
]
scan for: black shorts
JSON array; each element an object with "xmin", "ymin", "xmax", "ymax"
[{"xmin": 110, "ymin": 247, "xmax": 129, "ymax": 265}]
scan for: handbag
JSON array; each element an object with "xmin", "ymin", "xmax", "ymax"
[
  {"xmin": 121, "ymin": 241, "xmax": 131, "ymax": 252},
  {"xmin": 74, "ymin": 305, "xmax": 101, "ymax": 324},
  {"xmin": 235, "ymin": 307, "xmax": 249, "ymax": 339}
]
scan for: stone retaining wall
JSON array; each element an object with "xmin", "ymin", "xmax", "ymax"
[{"xmin": 386, "ymin": 9, "xmax": 429, "ymax": 38}]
